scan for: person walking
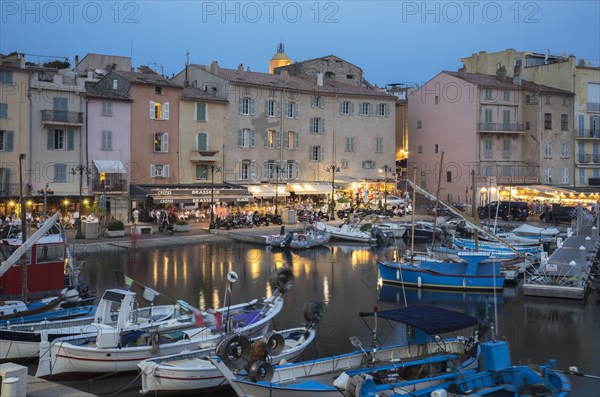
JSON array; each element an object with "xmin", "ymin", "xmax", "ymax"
[{"xmin": 133, "ymin": 208, "xmax": 140, "ymax": 225}]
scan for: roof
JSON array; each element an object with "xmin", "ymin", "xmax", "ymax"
[
  {"xmin": 359, "ymin": 305, "xmax": 478, "ymax": 335},
  {"xmin": 194, "ymin": 64, "xmax": 394, "ymax": 99},
  {"xmin": 445, "ymin": 71, "xmax": 573, "ymax": 95},
  {"xmin": 181, "ymin": 87, "xmax": 229, "ymax": 103},
  {"xmin": 112, "ymin": 70, "xmax": 182, "ymax": 88},
  {"xmin": 280, "ymin": 54, "xmax": 363, "ymax": 72}
]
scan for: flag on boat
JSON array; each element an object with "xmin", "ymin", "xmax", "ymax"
[
  {"xmin": 142, "ymin": 286, "xmax": 159, "ymax": 302},
  {"xmin": 124, "ymin": 275, "xmax": 134, "ymax": 288}
]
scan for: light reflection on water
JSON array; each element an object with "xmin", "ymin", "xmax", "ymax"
[{"xmin": 66, "ymin": 241, "xmax": 599, "ymax": 397}]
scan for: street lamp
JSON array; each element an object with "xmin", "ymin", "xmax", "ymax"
[
  {"xmin": 209, "ymin": 164, "xmax": 222, "ymax": 230},
  {"xmin": 379, "ymin": 165, "xmax": 392, "ymax": 211},
  {"xmin": 273, "ymin": 164, "xmax": 284, "ymax": 219},
  {"xmin": 326, "ymin": 164, "xmax": 340, "ymax": 220},
  {"xmin": 37, "ymin": 184, "xmax": 53, "ymax": 221},
  {"xmin": 71, "ymin": 164, "xmax": 92, "ymax": 239}
]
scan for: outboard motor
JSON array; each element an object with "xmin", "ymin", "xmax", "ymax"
[{"xmin": 371, "ymin": 227, "xmax": 388, "ymax": 247}]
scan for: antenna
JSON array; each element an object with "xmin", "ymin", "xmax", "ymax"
[{"xmin": 151, "ymin": 61, "xmax": 164, "ymax": 76}]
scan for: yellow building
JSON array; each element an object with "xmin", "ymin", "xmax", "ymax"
[{"xmin": 269, "ymin": 43, "xmax": 292, "ymax": 74}]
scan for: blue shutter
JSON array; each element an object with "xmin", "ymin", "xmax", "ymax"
[
  {"xmin": 0, "ymin": 103, "xmax": 7, "ymax": 118},
  {"xmin": 238, "ymin": 129, "xmax": 243, "ymax": 147},
  {"xmin": 294, "ymin": 131, "xmax": 299, "ymax": 149},
  {"xmin": 322, "ymin": 119, "xmax": 326, "ymax": 133},
  {"xmin": 47, "ymin": 129, "xmax": 54, "ymax": 150},
  {"xmin": 339, "ymin": 102, "xmax": 343, "ymax": 114},
  {"xmin": 579, "ymin": 168, "xmax": 585, "ymax": 184},
  {"xmin": 250, "ymin": 99, "xmax": 256, "ymax": 115},
  {"xmin": 67, "ymin": 129, "xmax": 74, "ymax": 150},
  {"xmin": 263, "ymin": 130, "xmax": 269, "ymax": 148},
  {"xmin": 295, "ymin": 103, "xmax": 299, "ymax": 119},
  {"xmin": 250, "ymin": 129, "xmax": 255, "ymax": 147},
  {"xmin": 309, "ymin": 117, "xmax": 315, "ymax": 133},
  {"xmin": 275, "ymin": 130, "xmax": 280, "ymax": 148},
  {"xmin": 5, "ymin": 130, "xmax": 13, "ymax": 151},
  {"xmin": 579, "ymin": 115, "xmax": 584, "ymax": 137},
  {"xmin": 283, "ymin": 131, "xmax": 290, "ymax": 149},
  {"xmin": 239, "ymin": 97, "xmax": 244, "ymax": 114}
]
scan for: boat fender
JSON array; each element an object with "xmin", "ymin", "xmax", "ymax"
[
  {"xmin": 431, "ymin": 390, "xmax": 447, "ymax": 397},
  {"xmin": 348, "ymin": 374, "xmax": 376, "ymax": 397},
  {"xmin": 150, "ymin": 333, "xmax": 160, "ymax": 354},
  {"xmin": 333, "ymin": 372, "xmax": 351, "ymax": 390},
  {"xmin": 417, "ymin": 276, "xmax": 422, "ymax": 288},
  {"xmin": 247, "ymin": 360, "xmax": 274, "ymax": 382}
]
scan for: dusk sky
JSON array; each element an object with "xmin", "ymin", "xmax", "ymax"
[{"xmin": 2, "ymin": 1, "xmax": 599, "ymax": 85}]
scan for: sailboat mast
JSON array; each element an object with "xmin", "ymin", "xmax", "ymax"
[
  {"xmin": 19, "ymin": 153, "xmax": 28, "ymax": 302},
  {"xmin": 471, "ymin": 170, "xmax": 478, "ymax": 252},
  {"xmin": 410, "ymin": 166, "xmax": 417, "ymax": 265},
  {"xmin": 431, "ymin": 151, "xmax": 444, "ymax": 251}
]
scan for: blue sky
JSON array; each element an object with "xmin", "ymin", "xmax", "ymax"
[{"xmin": 1, "ymin": 1, "xmax": 599, "ymax": 85}]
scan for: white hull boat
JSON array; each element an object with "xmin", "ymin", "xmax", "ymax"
[
  {"xmin": 314, "ymin": 222, "xmax": 375, "ymax": 244},
  {"xmin": 138, "ymin": 327, "xmax": 316, "ymax": 394}
]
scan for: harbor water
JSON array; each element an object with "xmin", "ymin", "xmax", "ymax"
[{"xmin": 43, "ymin": 240, "xmax": 600, "ymax": 396}]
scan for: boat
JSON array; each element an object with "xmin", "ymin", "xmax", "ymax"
[
  {"xmin": 0, "ymin": 289, "xmax": 176, "ymax": 361},
  {"xmin": 378, "ymin": 252, "xmax": 505, "ymax": 291},
  {"xmin": 138, "ymin": 326, "xmax": 317, "ymax": 394},
  {"xmin": 0, "ymin": 304, "xmax": 97, "ymax": 327},
  {"xmin": 511, "ymin": 223, "xmax": 561, "ymax": 242},
  {"xmin": 314, "ymin": 221, "xmax": 379, "ymax": 244},
  {"xmin": 0, "ymin": 212, "xmax": 95, "ymax": 321},
  {"xmin": 267, "ymin": 227, "xmax": 330, "ymax": 249},
  {"xmin": 210, "ymin": 305, "xmax": 482, "ymax": 397},
  {"xmin": 36, "ymin": 271, "xmax": 289, "ymax": 377},
  {"xmin": 453, "ymin": 237, "xmax": 541, "ymax": 259},
  {"xmin": 400, "ymin": 220, "xmax": 445, "ymax": 241}
]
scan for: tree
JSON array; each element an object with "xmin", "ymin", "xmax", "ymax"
[{"xmin": 43, "ymin": 59, "xmax": 70, "ymax": 69}]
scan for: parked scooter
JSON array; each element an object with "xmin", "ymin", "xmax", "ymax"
[{"xmin": 157, "ymin": 211, "xmax": 175, "ymax": 235}]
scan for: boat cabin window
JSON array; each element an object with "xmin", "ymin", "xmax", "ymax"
[{"xmin": 36, "ymin": 244, "xmax": 64, "ymax": 263}]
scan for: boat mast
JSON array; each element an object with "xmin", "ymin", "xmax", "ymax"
[
  {"xmin": 471, "ymin": 170, "xmax": 478, "ymax": 252},
  {"xmin": 410, "ymin": 166, "xmax": 417, "ymax": 266},
  {"xmin": 430, "ymin": 151, "xmax": 444, "ymax": 252},
  {"xmin": 19, "ymin": 153, "xmax": 28, "ymax": 302}
]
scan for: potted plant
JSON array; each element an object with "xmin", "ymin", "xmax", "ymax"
[
  {"xmin": 174, "ymin": 219, "xmax": 190, "ymax": 232},
  {"xmin": 106, "ymin": 219, "xmax": 125, "ymax": 237}
]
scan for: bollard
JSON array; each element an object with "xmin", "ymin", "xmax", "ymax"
[
  {"xmin": 567, "ymin": 228, "xmax": 573, "ymax": 238},
  {"xmin": 556, "ymin": 237, "xmax": 563, "ymax": 248},
  {"xmin": 1, "ymin": 377, "xmax": 19, "ymax": 397},
  {"xmin": 592, "ymin": 226, "xmax": 598, "ymax": 238},
  {"xmin": 585, "ymin": 236, "xmax": 592, "ymax": 251}
]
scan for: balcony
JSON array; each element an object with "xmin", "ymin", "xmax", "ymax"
[
  {"xmin": 575, "ymin": 129, "xmax": 600, "ymax": 139},
  {"xmin": 576, "ymin": 153, "xmax": 600, "ymax": 165},
  {"xmin": 190, "ymin": 150, "xmax": 220, "ymax": 162},
  {"xmin": 41, "ymin": 110, "xmax": 83, "ymax": 125},
  {"xmin": 477, "ymin": 123, "xmax": 525, "ymax": 133},
  {"xmin": 89, "ymin": 178, "xmax": 127, "ymax": 194}
]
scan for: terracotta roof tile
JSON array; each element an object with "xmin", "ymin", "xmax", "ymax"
[
  {"xmin": 112, "ymin": 70, "xmax": 182, "ymax": 88},
  {"xmin": 181, "ymin": 87, "xmax": 229, "ymax": 103},
  {"xmin": 445, "ymin": 71, "xmax": 573, "ymax": 95}
]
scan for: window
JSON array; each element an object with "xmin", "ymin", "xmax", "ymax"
[
  {"xmin": 484, "ymin": 138, "xmax": 493, "ymax": 158},
  {"xmin": 446, "ymin": 171, "xmax": 452, "ymax": 182},
  {"xmin": 286, "ymin": 101, "xmax": 298, "ymax": 118},
  {"xmin": 101, "ymin": 130, "xmax": 112, "ymax": 150},
  {"xmin": 545, "ymin": 96, "xmax": 551, "ymax": 105},
  {"xmin": 418, "ymin": 145, "xmax": 423, "ymax": 154},
  {"xmin": 238, "ymin": 128, "xmax": 255, "ymax": 148},
  {"xmin": 544, "ymin": 141, "xmax": 552, "ymax": 158},
  {"xmin": 149, "ymin": 101, "xmax": 169, "ymax": 120},
  {"xmin": 484, "ymin": 89, "xmax": 492, "ymax": 100},
  {"xmin": 526, "ymin": 121, "xmax": 530, "ymax": 130},
  {"xmin": 112, "ymin": 79, "xmax": 118, "ymax": 90},
  {"xmin": 360, "ymin": 102, "xmax": 371, "ymax": 116},
  {"xmin": 377, "ymin": 103, "xmax": 389, "ymax": 117},
  {"xmin": 265, "ymin": 99, "xmax": 278, "ymax": 117},
  {"xmin": 311, "ymin": 96, "xmax": 323, "ymax": 108},
  {"xmin": 339, "ymin": 101, "xmax": 353, "ymax": 115},
  {"xmin": 151, "ymin": 164, "xmax": 170, "ymax": 178},
  {"xmin": 560, "ymin": 141, "xmax": 569, "ymax": 159},
  {"xmin": 562, "ymin": 168, "xmax": 569, "ymax": 184},
  {"xmin": 484, "ymin": 109, "xmax": 493, "ymax": 127},
  {"xmin": 196, "ymin": 103, "xmax": 207, "ymax": 121},
  {"xmin": 0, "ymin": 103, "xmax": 7, "ymax": 118},
  {"xmin": 310, "ymin": 117, "xmax": 325, "ymax": 134},
  {"xmin": 238, "ymin": 160, "xmax": 256, "ymax": 181},
  {"xmin": 264, "ymin": 129, "xmax": 279, "ymax": 149},
  {"xmin": 196, "ymin": 164, "xmax": 208, "ymax": 180},
  {"xmin": 545, "ymin": 168, "xmax": 552, "ymax": 184},
  {"xmin": 345, "ymin": 137, "xmax": 354, "ymax": 152},
  {"xmin": 503, "ymin": 90, "xmax": 510, "ymax": 101},
  {"xmin": 561, "ymin": 114, "xmax": 568, "ymax": 131},
  {"xmin": 285, "ymin": 160, "xmax": 298, "ymax": 179},
  {"xmin": 417, "ymin": 120, "xmax": 422, "ymax": 129},
  {"xmin": 544, "ymin": 113, "xmax": 552, "ymax": 129},
  {"xmin": 53, "ymin": 163, "xmax": 67, "ymax": 183},
  {"xmin": 239, "ymin": 96, "xmax": 255, "ymax": 115},
  {"xmin": 284, "ymin": 130, "xmax": 298, "ymax": 150},
  {"xmin": 36, "ymin": 243, "xmax": 64, "ymax": 264},
  {"xmin": 362, "ymin": 161, "xmax": 376, "ymax": 169},
  {"xmin": 155, "ymin": 86, "xmax": 162, "ymax": 95},
  {"xmin": 341, "ymin": 159, "xmax": 349, "ymax": 168},
  {"xmin": 562, "ymin": 96, "xmax": 568, "ymax": 106},
  {"xmin": 434, "ymin": 144, "xmax": 438, "ymax": 154},
  {"xmin": 154, "ymin": 132, "xmax": 168, "ymax": 152},
  {"xmin": 47, "ymin": 128, "xmax": 74, "ymax": 151},
  {"xmin": 0, "ymin": 70, "xmax": 13, "ymax": 84},
  {"xmin": 347, "ymin": 74, "xmax": 354, "ymax": 80},
  {"xmin": 376, "ymin": 138, "xmax": 383, "ymax": 153},
  {"xmin": 310, "ymin": 145, "xmax": 324, "ymax": 162},
  {"xmin": 502, "ymin": 139, "xmax": 511, "ymax": 159},
  {"xmin": 196, "ymin": 132, "xmax": 208, "ymax": 151},
  {"xmin": 525, "ymin": 95, "xmax": 531, "ymax": 104},
  {"xmin": 101, "ymin": 101, "xmax": 112, "ymax": 116},
  {"xmin": 434, "ymin": 96, "xmax": 439, "ymax": 104},
  {"xmin": 0, "ymin": 130, "xmax": 13, "ymax": 151},
  {"xmin": 264, "ymin": 160, "xmax": 280, "ymax": 180}
]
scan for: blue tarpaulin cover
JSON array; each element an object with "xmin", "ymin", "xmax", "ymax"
[{"xmin": 359, "ymin": 305, "xmax": 478, "ymax": 335}]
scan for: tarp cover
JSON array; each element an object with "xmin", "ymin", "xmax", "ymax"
[{"xmin": 359, "ymin": 305, "xmax": 477, "ymax": 335}]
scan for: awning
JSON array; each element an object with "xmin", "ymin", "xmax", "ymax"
[
  {"xmin": 519, "ymin": 185, "xmax": 577, "ymax": 199},
  {"xmin": 247, "ymin": 184, "xmax": 290, "ymax": 198},
  {"xmin": 93, "ymin": 160, "xmax": 126, "ymax": 174},
  {"xmin": 288, "ymin": 183, "xmax": 332, "ymax": 195},
  {"xmin": 150, "ymin": 195, "xmax": 253, "ymax": 204}
]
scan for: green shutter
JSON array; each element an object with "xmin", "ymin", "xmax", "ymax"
[
  {"xmin": 250, "ymin": 129, "xmax": 255, "ymax": 147},
  {"xmin": 196, "ymin": 103, "xmax": 206, "ymax": 121},
  {"xmin": 294, "ymin": 131, "xmax": 299, "ymax": 149},
  {"xmin": 47, "ymin": 129, "xmax": 54, "ymax": 150},
  {"xmin": 67, "ymin": 129, "xmax": 74, "ymax": 150},
  {"xmin": 238, "ymin": 129, "xmax": 243, "ymax": 147},
  {"xmin": 275, "ymin": 130, "xmax": 280, "ymax": 148},
  {"xmin": 5, "ymin": 130, "xmax": 13, "ymax": 151}
]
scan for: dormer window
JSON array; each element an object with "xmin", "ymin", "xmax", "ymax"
[{"xmin": 155, "ymin": 86, "xmax": 162, "ymax": 95}]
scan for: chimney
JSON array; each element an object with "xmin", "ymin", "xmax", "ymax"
[
  {"xmin": 237, "ymin": 63, "xmax": 244, "ymax": 73},
  {"xmin": 513, "ymin": 64, "xmax": 522, "ymax": 86},
  {"xmin": 209, "ymin": 61, "xmax": 219, "ymax": 74},
  {"xmin": 19, "ymin": 53, "xmax": 25, "ymax": 68},
  {"xmin": 317, "ymin": 72, "xmax": 323, "ymax": 87},
  {"xmin": 496, "ymin": 64, "xmax": 507, "ymax": 82},
  {"xmin": 279, "ymin": 70, "xmax": 289, "ymax": 83},
  {"xmin": 458, "ymin": 66, "xmax": 466, "ymax": 78},
  {"xmin": 75, "ymin": 55, "xmax": 79, "ymax": 67}
]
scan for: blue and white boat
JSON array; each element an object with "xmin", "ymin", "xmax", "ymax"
[
  {"xmin": 452, "ymin": 237, "xmax": 541, "ymax": 259},
  {"xmin": 378, "ymin": 252, "xmax": 505, "ymax": 291},
  {"xmin": 210, "ymin": 305, "xmax": 481, "ymax": 397}
]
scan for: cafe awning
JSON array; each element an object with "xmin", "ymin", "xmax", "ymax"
[
  {"xmin": 93, "ymin": 160, "xmax": 126, "ymax": 174},
  {"xmin": 247, "ymin": 184, "xmax": 290, "ymax": 198},
  {"xmin": 288, "ymin": 183, "xmax": 332, "ymax": 195},
  {"xmin": 520, "ymin": 185, "xmax": 577, "ymax": 198},
  {"xmin": 150, "ymin": 195, "xmax": 252, "ymax": 204},
  {"xmin": 130, "ymin": 184, "xmax": 254, "ymax": 204}
]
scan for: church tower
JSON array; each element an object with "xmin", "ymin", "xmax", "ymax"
[{"xmin": 269, "ymin": 43, "xmax": 292, "ymax": 74}]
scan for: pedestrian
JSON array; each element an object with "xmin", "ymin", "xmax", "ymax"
[{"xmin": 133, "ymin": 208, "xmax": 140, "ymax": 225}]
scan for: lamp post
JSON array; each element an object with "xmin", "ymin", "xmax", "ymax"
[
  {"xmin": 326, "ymin": 164, "xmax": 340, "ymax": 221},
  {"xmin": 71, "ymin": 164, "xmax": 92, "ymax": 239},
  {"xmin": 37, "ymin": 184, "xmax": 53, "ymax": 221},
  {"xmin": 273, "ymin": 164, "xmax": 283, "ymax": 219},
  {"xmin": 379, "ymin": 165, "xmax": 392, "ymax": 211},
  {"xmin": 209, "ymin": 164, "xmax": 222, "ymax": 230}
]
